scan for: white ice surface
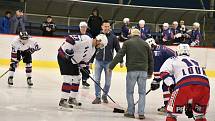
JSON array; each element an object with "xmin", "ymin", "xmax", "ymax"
[{"xmin": 0, "ymin": 67, "xmax": 214, "ymax": 121}]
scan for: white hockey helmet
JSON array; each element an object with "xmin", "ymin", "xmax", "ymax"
[
  {"xmin": 19, "ymin": 31, "xmax": 29, "ymax": 44},
  {"xmin": 96, "ymin": 34, "xmax": 108, "ymax": 49},
  {"xmin": 123, "ymin": 18, "xmax": 129, "ymax": 24},
  {"xmin": 176, "ymin": 44, "xmax": 190, "ymax": 56},
  {"xmin": 79, "ymin": 21, "xmax": 88, "ymax": 27},
  {"xmin": 145, "ymin": 38, "xmax": 156, "ymax": 48}
]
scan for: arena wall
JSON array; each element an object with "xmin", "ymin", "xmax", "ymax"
[{"xmin": 0, "ymin": 34, "xmax": 214, "ymax": 77}]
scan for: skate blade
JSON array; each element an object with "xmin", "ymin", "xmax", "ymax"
[
  {"xmin": 82, "ymin": 86, "xmax": 90, "ymax": 89},
  {"xmin": 157, "ymin": 111, "xmax": 167, "ymax": 115},
  {"xmin": 58, "ymin": 105, "xmax": 73, "ymax": 111},
  {"xmin": 8, "ymin": 85, "xmax": 13, "ymax": 88}
]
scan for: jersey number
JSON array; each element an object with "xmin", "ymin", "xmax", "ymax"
[{"xmin": 181, "ymin": 59, "xmax": 205, "ymax": 76}]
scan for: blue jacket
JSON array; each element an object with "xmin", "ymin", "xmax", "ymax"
[
  {"xmin": 0, "ymin": 16, "xmax": 10, "ymax": 34},
  {"xmin": 140, "ymin": 27, "xmax": 151, "ymax": 40},
  {"xmin": 95, "ymin": 32, "xmax": 122, "ymax": 62}
]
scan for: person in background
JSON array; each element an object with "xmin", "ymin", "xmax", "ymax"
[
  {"xmin": 137, "ymin": 20, "xmax": 151, "ymax": 40},
  {"xmin": 78, "ymin": 21, "xmax": 91, "ymax": 88},
  {"xmin": 187, "ymin": 22, "xmax": 202, "ymax": 46},
  {"xmin": 91, "ymin": 20, "xmax": 123, "ymax": 104},
  {"xmin": 10, "ymin": 9, "xmax": 26, "ymax": 34},
  {"xmin": 0, "ymin": 11, "xmax": 12, "ymax": 34},
  {"xmin": 171, "ymin": 21, "xmax": 180, "ymax": 44},
  {"xmin": 178, "ymin": 20, "xmax": 185, "ymax": 30},
  {"xmin": 161, "ymin": 23, "xmax": 174, "ymax": 45},
  {"xmin": 87, "ymin": 8, "xmax": 103, "ymax": 38},
  {"xmin": 120, "ymin": 18, "xmax": 131, "ymax": 42},
  {"xmin": 41, "ymin": 16, "xmax": 56, "ymax": 36},
  {"xmin": 109, "ymin": 28, "xmax": 153, "ymax": 119}
]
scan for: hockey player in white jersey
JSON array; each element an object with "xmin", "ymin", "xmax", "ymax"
[
  {"xmin": 160, "ymin": 44, "xmax": 210, "ymax": 121},
  {"xmin": 57, "ymin": 21, "xmax": 108, "ymax": 108},
  {"xmin": 8, "ymin": 31, "xmax": 41, "ymax": 87}
]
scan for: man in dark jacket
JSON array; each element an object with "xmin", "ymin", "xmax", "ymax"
[
  {"xmin": 0, "ymin": 11, "xmax": 11, "ymax": 34},
  {"xmin": 87, "ymin": 8, "xmax": 103, "ymax": 38},
  {"xmin": 91, "ymin": 20, "xmax": 123, "ymax": 104},
  {"xmin": 41, "ymin": 16, "xmax": 56, "ymax": 36},
  {"xmin": 109, "ymin": 28, "xmax": 154, "ymax": 119},
  {"xmin": 10, "ymin": 9, "xmax": 26, "ymax": 34}
]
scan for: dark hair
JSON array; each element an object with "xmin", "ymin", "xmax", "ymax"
[
  {"xmin": 5, "ymin": 11, "xmax": 11, "ymax": 15},
  {"xmin": 92, "ymin": 8, "xmax": 99, "ymax": 14},
  {"xmin": 102, "ymin": 20, "xmax": 110, "ymax": 24},
  {"xmin": 47, "ymin": 16, "xmax": 52, "ymax": 18}
]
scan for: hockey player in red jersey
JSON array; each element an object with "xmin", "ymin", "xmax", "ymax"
[
  {"xmin": 160, "ymin": 44, "xmax": 210, "ymax": 121},
  {"xmin": 57, "ymin": 21, "xmax": 108, "ymax": 108},
  {"xmin": 8, "ymin": 31, "xmax": 41, "ymax": 87}
]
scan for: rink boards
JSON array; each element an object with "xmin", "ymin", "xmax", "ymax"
[{"xmin": 0, "ymin": 34, "xmax": 215, "ymax": 77}]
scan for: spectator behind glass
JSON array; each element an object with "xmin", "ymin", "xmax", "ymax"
[
  {"xmin": 120, "ymin": 18, "xmax": 131, "ymax": 42},
  {"xmin": 161, "ymin": 23, "xmax": 174, "ymax": 45},
  {"xmin": 187, "ymin": 22, "xmax": 202, "ymax": 46},
  {"xmin": 87, "ymin": 8, "xmax": 103, "ymax": 38},
  {"xmin": 10, "ymin": 9, "xmax": 26, "ymax": 34},
  {"xmin": 137, "ymin": 20, "xmax": 151, "ymax": 40},
  {"xmin": 171, "ymin": 21, "xmax": 180, "ymax": 44},
  {"xmin": 41, "ymin": 16, "xmax": 56, "ymax": 36},
  {"xmin": 0, "ymin": 11, "xmax": 12, "ymax": 34},
  {"xmin": 178, "ymin": 20, "xmax": 185, "ymax": 30}
]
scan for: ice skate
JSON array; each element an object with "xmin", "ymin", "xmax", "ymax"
[
  {"xmin": 27, "ymin": 77, "xmax": 33, "ymax": 87},
  {"xmin": 59, "ymin": 98, "xmax": 73, "ymax": 109},
  {"xmin": 82, "ymin": 80, "xmax": 90, "ymax": 89},
  {"xmin": 157, "ymin": 106, "xmax": 166, "ymax": 114},
  {"xmin": 68, "ymin": 97, "xmax": 82, "ymax": 106},
  {"xmin": 8, "ymin": 76, "xmax": 13, "ymax": 86}
]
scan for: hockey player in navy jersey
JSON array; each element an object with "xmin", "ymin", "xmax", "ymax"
[
  {"xmin": 160, "ymin": 44, "xmax": 210, "ymax": 121},
  {"xmin": 145, "ymin": 38, "xmax": 175, "ymax": 113},
  {"xmin": 57, "ymin": 21, "xmax": 108, "ymax": 108}
]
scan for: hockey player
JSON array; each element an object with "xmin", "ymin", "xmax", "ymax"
[
  {"xmin": 78, "ymin": 22, "xmax": 91, "ymax": 88},
  {"xmin": 160, "ymin": 44, "xmax": 210, "ymax": 121},
  {"xmin": 145, "ymin": 38, "xmax": 175, "ymax": 113},
  {"xmin": 8, "ymin": 31, "xmax": 41, "ymax": 87},
  {"xmin": 57, "ymin": 24, "xmax": 108, "ymax": 108}
]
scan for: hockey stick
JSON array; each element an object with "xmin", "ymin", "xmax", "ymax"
[
  {"xmin": 113, "ymin": 89, "xmax": 152, "ymax": 113},
  {"xmin": 134, "ymin": 89, "xmax": 152, "ymax": 105},
  {"xmin": 0, "ymin": 70, "xmax": 10, "ymax": 79},
  {"xmin": 0, "ymin": 58, "xmax": 23, "ymax": 79},
  {"xmin": 70, "ymin": 57, "xmax": 125, "ymax": 113}
]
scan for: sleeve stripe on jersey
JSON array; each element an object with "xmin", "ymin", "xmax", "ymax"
[
  {"xmin": 11, "ymin": 53, "xmax": 17, "ymax": 58},
  {"xmin": 160, "ymin": 71, "xmax": 170, "ymax": 80}
]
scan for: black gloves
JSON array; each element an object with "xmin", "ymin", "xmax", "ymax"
[
  {"xmin": 169, "ymin": 84, "xmax": 176, "ymax": 93},
  {"xmin": 185, "ymin": 103, "xmax": 193, "ymax": 118},
  {"xmin": 150, "ymin": 78, "xmax": 161, "ymax": 91}
]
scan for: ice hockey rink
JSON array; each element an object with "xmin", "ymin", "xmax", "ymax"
[{"xmin": 0, "ymin": 66, "xmax": 215, "ymax": 121}]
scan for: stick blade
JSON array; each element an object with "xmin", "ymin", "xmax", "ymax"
[{"xmin": 113, "ymin": 108, "xmax": 125, "ymax": 113}]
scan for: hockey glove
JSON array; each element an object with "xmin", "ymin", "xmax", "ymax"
[
  {"xmin": 150, "ymin": 78, "xmax": 161, "ymax": 91},
  {"xmin": 10, "ymin": 61, "xmax": 18, "ymax": 70},
  {"xmin": 168, "ymin": 84, "xmax": 176, "ymax": 93},
  {"xmin": 185, "ymin": 103, "xmax": 193, "ymax": 118},
  {"xmin": 65, "ymin": 49, "xmax": 74, "ymax": 59}
]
